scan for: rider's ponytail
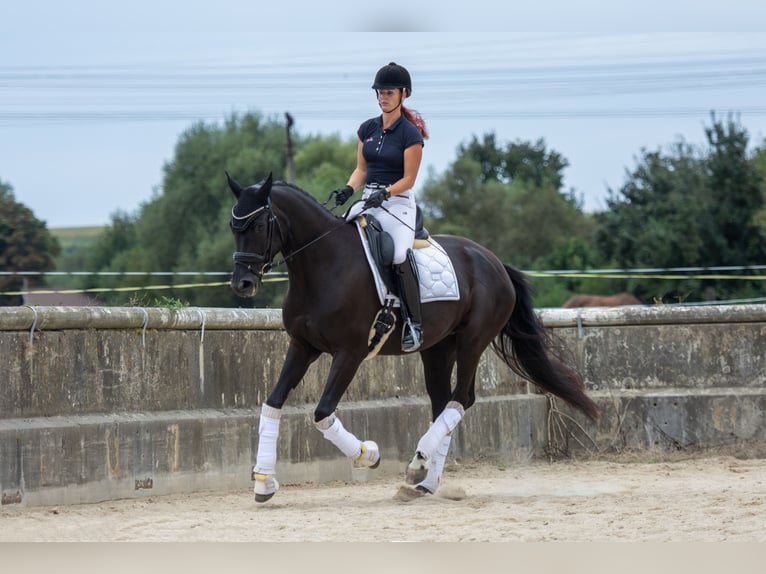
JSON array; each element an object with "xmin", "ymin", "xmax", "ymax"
[{"xmin": 403, "ymin": 106, "xmax": 429, "ymax": 140}]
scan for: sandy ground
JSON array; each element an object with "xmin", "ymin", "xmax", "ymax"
[{"xmin": 1, "ymin": 454, "xmax": 764, "ymax": 542}]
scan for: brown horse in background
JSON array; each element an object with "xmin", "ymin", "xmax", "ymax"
[{"xmin": 562, "ymin": 292, "xmax": 644, "ymax": 308}]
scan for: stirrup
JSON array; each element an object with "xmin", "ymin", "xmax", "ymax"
[{"xmin": 402, "ymin": 321, "xmax": 422, "ymax": 352}]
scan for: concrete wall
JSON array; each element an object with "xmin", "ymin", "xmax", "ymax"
[{"xmin": 1, "ymin": 304, "xmax": 764, "ymax": 507}]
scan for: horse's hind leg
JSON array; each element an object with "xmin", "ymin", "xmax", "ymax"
[
  {"xmin": 406, "ymin": 331, "xmax": 488, "ymax": 490},
  {"xmin": 405, "ymin": 340, "xmax": 458, "ymax": 491}
]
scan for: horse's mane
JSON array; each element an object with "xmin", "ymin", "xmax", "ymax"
[
  {"xmin": 272, "ymin": 180, "xmax": 313, "ymax": 197},
  {"xmin": 270, "ymin": 180, "xmax": 339, "ymax": 221}
]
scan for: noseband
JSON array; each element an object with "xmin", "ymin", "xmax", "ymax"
[{"xmin": 230, "ymin": 199, "xmax": 278, "ymax": 278}]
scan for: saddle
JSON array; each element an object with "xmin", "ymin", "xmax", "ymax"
[{"xmin": 360, "ymin": 207, "xmax": 430, "ymax": 295}]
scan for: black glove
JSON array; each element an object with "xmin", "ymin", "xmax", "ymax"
[
  {"xmin": 363, "ymin": 188, "xmax": 390, "ymax": 210},
  {"xmin": 334, "ymin": 185, "xmax": 354, "ymax": 207}
]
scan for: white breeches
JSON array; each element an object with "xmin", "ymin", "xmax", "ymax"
[{"xmin": 346, "ymin": 186, "xmax": 416, "ymax": 264}]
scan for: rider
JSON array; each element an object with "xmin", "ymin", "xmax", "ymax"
[{"xmin": 334, "ymin": 62, "xmax": 429, "ymax": 352}]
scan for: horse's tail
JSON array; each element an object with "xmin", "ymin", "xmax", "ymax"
[{"xmin": 492, "ymin": 264, "xmax": 600, "ymax": 421}]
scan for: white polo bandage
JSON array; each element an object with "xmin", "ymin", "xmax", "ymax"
[
  {"xmin": 417, "ymin": 433, "xmax": 452, "ymax": 493},
  {"xmin": 415, "ymin": 401, "xmax": 464, "ymax": 460},
  {"xmin": 254, "ymin": 404, "xmax": 282, "ymax": 475},
  {"xmin": 315, "ymin": 413, "xmax": 362, "ymax": 459}
]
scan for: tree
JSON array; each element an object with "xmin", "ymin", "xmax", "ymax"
[
  {"xmin": 595, "ymin": 114, "xmax": 766, "ymax": 303},
  {"xmin": 82, "ymin": 112, "xmax": 359, "ymax": 308},
  {"xmin": 0, "ymin": 180, "xmax": 60, "ymax": 305},
  {"xmin": 420, "ymin": 133, "xmax": 595, "ymax": 269},
  {"xmin": 750, "ymin": 143, "xmax": 766, "ymax": 240},
  {"xmin": 704, "ymin": 113, "xmax": 766, "ymax": 265},
  {"xmin": 293, "ymin": 135, "xmax": 357, "ymax": 198}
]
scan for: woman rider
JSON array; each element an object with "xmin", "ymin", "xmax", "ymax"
[{"xmin": 334, "ymin": 62, "xmax": 429, "ymax": 352}]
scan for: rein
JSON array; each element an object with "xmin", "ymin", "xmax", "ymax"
[{"xmin": 268, "ymin": 223, "xmax": 345, "ymax": 272}]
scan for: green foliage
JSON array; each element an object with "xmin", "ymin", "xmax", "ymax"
[
  {"xmin": 704, "ymin": 114, "xmax": 766, "ymax": 264},
  {"xmin": 595, "ymin": 114, "xmax": 766, "ymax": 303},
  {"xmin": 151, "ymin": 296, "xmax": 188, "ymax": 310},
  {"xmin": 293, "ymin": 135, "xmax": 357, "ymax": 199},
  {"xmin": 0, "ymin": 180, "xmax": 61, "ymax": 305},
  {"xmin": 420, "ymin": 132, "xmax": 596, "ymax": 305},
  {"xmin": 750, "ymin": 145, "xmax": 766, "ymax": 240},
  {"xmin": 457, "ymin": 133, "xmax": 569, "ymax": 189},
  {"xmin": 78, "ymin": 112, "xmax": 293, "ymax": 306}
]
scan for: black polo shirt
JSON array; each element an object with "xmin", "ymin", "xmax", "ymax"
[{"xmin": 357, "ymin": 115, "xmax": 424, "ymax": 186}]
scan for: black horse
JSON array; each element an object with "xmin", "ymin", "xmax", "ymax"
[{"xmin": 228, "ymin": 173, "xmax": 599, "ymax": 502}]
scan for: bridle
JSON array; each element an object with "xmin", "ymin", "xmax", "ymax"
[
  {"xmin": 230, "ymin": 199, "xmax": 278, "ymax": 279},
  {"xmin": 230, "ymin": 193, "xmax": 347, "ymax": 279}
]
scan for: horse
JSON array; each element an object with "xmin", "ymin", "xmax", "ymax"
[
  {"xmin": 227, "ymin": 173, "xmax": 599, "ymax": 502},
  {"xmin": 562, "ymin": 292, "xmax": 645, "ymax": 308}
]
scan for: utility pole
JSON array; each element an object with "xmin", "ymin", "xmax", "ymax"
[{"xmin": 285, "ymin": 112, "xmax": 296, "ymax": 183}]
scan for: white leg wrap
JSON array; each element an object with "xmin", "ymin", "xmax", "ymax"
[
  {"xmin": 315, "ymin": 414, "xmax": 362, "ymax": 459},
  {"xmin": 417, "ymin": 433, "xmax": 452, "ymax": 493},
  {"xmin": 253, "ymin": 404, "xmax": 281, "ymax": 475},
  {"xmin": 415, "ymin": 401, "xmax": 464, "ymax": 461}
]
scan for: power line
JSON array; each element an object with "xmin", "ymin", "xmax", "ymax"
[
  {"xmin": 2, "ymin": 48, "xmax": 766, "ymax": 127},
  {"xmin": 2, "ymin": 107, "xmax": 765, "ymax": 125}
]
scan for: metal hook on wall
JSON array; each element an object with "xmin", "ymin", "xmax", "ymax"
[
  {"xmin": 197, "ymin": 308, "xmax": 207, "ymax": 396},
  {"xmin": 25, "ymin": 305, "xmax": 39, "ymax": 345},
  {"xmin": 197, "ymin": 308, "xmax": 207, "ymax": 344},
  {"xmin": 140, "ymin": 308, "xmax": 149, "ymax": 347}
]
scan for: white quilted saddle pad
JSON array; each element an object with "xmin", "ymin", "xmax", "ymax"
[{"xmin": 355, "ymin": 221, "xmax": 460, "ymax": 306}]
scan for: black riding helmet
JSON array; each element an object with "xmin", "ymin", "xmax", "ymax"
[{"xmin": 372, "ymin": 62, "xmax": 412, "ymax": 96}]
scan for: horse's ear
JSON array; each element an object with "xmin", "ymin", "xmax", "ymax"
[
  {"xmin": 254, "ymin": 172, "xmax": 274, "ymax": 201},
  {"xmin": 262, "ymin": 172, "xmax": 273, "ymax": 191},
  {"xmin": 226, "ymin": 171, "xmax": 242, "ymax": 198}
]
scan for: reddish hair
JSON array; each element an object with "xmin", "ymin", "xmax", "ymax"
[{"xmin": 403, "ymin": 106, "xmax": 429, "ymax": 140}]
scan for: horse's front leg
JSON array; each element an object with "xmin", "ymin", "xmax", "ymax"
[
  {"xmin": 253, "ymin": 338, "xmax": 320, "ymax": 503},
  {"xmin": 313, "ymin": 351, "xmax": 380, "ymax": 469}
]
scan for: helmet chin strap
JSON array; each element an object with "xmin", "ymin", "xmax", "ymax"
[{"xmin": 378, "ymin": 91, "xmax": 405, "ymax": 114}]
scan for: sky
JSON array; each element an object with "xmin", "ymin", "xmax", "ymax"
[{"xmin": 2, "ymin": 2, "xmax": 766, "ymax": 229}]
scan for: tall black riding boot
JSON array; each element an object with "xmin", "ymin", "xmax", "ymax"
[{"xmin": 395, "ymin": 249, "xmax": 423, "ymax": 352}]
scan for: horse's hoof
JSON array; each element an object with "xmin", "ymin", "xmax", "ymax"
[
  {"xmin": 394, "ymin": 485, "xmax": 427, "ymax": 502},
  {"xmin": 355, "ymin": 440, "xmax": 381, "ymax": 469},
  {"xmin": 255, "ymin": 491, "xmax": 276, "ymax": 503},
  {"xmin": 405, "ymin": 453, "xmax": 428, "ymax": 485},
  {"xmin": 253, "ymin": 473, "xmax": 279, "ymax": 503}
]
